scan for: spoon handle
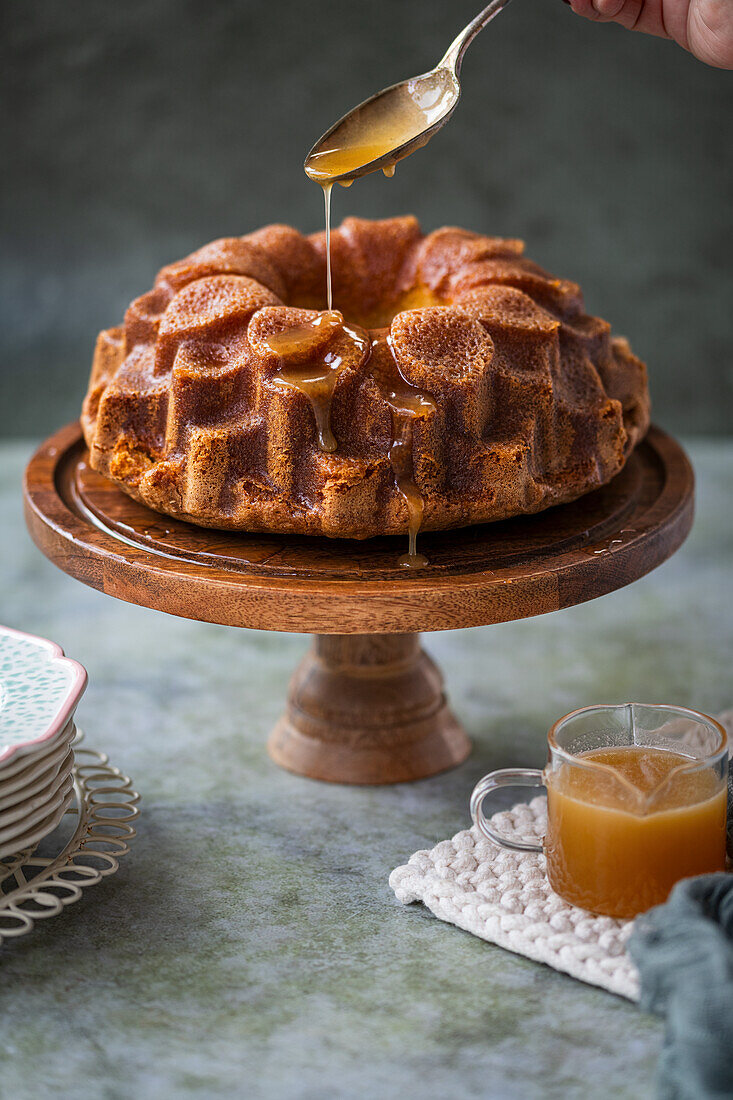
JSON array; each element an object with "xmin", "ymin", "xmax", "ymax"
[{"xmin": 439, "ymin": 0, "xmax": 515, "ymax": 75}]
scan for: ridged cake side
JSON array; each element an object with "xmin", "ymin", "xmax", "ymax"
[{"xmin": 81, "ymin": 216, "xmax": 650, "ymax": 538}]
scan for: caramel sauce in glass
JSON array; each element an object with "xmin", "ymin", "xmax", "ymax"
[{"xmin": 545, "ymin": 746, "xmax": 727, "ymax": 919}]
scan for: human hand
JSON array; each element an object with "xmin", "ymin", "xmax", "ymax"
[{"xmin": 565, "ymin": 0, "xmax": 733, "ymax": 69}]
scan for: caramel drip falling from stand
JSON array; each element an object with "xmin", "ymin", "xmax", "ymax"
[
  {"xmin": 371, "ymin": 332, "xmax": 436, "ymax": 568},
  {"xmin": 263, "ymin": 311, "xmax": 368, "ymax": 453}
]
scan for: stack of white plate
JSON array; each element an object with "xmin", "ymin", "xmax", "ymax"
[{"xmin": 0, "ymin": 625, "xmax": 87, "ymax": 859}]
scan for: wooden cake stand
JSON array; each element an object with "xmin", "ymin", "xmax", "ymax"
[{"xmin": 24, "ymin": 423, "xmax": 694, "ymax": 785}]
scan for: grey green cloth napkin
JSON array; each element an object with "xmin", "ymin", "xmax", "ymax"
[{"xmin": 629, "ymin": 873, "xmax": 733, "ymax": 1100}]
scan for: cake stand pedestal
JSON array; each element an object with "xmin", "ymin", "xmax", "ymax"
[
  {"xmin": 24, "ymin": 423, "xmax": 694, "ymax": 784},
  {"xmin": 269, "ymin": 632, "xmax": 468, "ymax": 782}
]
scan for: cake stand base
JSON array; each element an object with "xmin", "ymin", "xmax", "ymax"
[{"xmin": 268, "ymin": 633, "xmax": 469, "ymax": 784}]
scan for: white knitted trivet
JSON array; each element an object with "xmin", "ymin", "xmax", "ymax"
[{"xmin": 389, "ymin": 795, "xmax": 639, "ymax": 1000}]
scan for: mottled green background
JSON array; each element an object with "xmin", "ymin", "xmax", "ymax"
[{"xmin": 1, "ymin": 0, "xmax": 732, "ymax": 438}]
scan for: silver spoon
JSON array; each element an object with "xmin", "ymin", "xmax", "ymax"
[{"xmin": 304, "ymin": 0, "xmax": 515, "ymax": 186}]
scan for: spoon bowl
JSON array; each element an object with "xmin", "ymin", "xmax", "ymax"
[
  {"xmin": 304, "ymin": 0, "xmax": 514, "ymax": 186},
  {"xmin": 304, "ymin": 68, "xmax": 460, "ymax": 186}
]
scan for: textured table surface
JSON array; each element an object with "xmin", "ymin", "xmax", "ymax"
[{"xmin": 1, "ymin": 437, "xmax": 731, "ymax": 1100}]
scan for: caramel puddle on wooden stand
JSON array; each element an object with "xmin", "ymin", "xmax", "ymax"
[{"xmin": 298, "ymin": 80, "xmax": 451, "ymax": 567}]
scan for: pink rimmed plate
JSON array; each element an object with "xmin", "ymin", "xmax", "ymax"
[{"xmin": 0, "ymin": 626, "xmax": 87, "ymax": 767}]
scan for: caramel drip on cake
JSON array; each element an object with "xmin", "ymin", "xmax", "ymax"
[
  {"xmin": 264, "ymin": 314, "xmax": 435, "ymax": 567},
  {"xmin": 371, "ymin": 332, "xmax": 436, "ymax": 569},
  {"xmin": 264, "ymin": 311, "xmax": 368, "ymax": 454},
  {"xmin": 391, "ymin": 420, "xmax": 427, "ymax": 568}
]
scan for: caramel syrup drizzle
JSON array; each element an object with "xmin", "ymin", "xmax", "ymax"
[
  {"xmin": 264, "ymin": 312, "xmax": 435, "ymax": 568},
  {"xmin": 319, "ymin": 173, "xmax": 389, "ymax": 311},
  {"xmin": 300, "ymin": 76, "xmax": 450, "ymax": 564},
  {"xmin": 323, "ymin": 184, "xmax": 333, "ymax": 310},
  {"xmin": 263, "ymin": 311, "xmax": 368, "ymax": 453},
  {"xmin": 371, "ymin": 332, "xmax": 436, "ymax": 568}
]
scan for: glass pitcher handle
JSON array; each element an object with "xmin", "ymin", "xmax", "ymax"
[{"xmin": 470, "ymin": 768, "xmax": 545, "ymax": 852}]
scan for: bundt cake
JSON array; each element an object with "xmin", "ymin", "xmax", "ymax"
[{"xmin": 81, "ymin": 216, "xmax": 650, "ymax": 540}]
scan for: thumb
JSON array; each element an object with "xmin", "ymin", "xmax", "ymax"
[
  {"xmin": 566, "ymin": 0, "xmax": 733, "ymax": 69},
  {"xmin": 687, "ymin": 0, "xmax": 733, "ymax": 69}
]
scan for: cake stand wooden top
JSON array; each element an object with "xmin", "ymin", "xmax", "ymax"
[{"xmin": 24, "ymin": 422, "xmax": 694, "ymax": 635}]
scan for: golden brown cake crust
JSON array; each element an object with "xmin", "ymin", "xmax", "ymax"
[{"xmin": 81, "ymin": 216, "xmax": 650, "ymax": 538}]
